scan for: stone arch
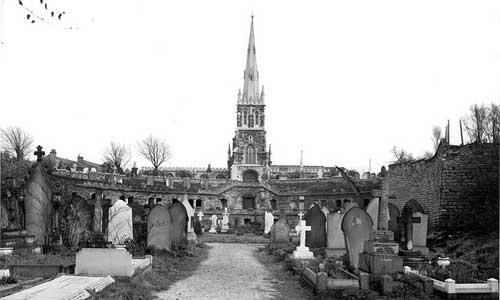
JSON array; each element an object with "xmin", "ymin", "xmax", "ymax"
[
  {"xmin": 166, "ymin": 173, "xmax": 174, "ymax": 178},
  {"xmin": 216, "ymin": 174, "xmax": 226, "ymax": 179},
  {"xmin": 242, "ymin": 169, "xmax": 258, "ymax": 183},
  {"xmin": 402, "ymin": 199, "xmax": 425, "ymax": 214},
  {"xmin": 200, "ymin": 174, "xmax": 209, "ymax": 179},
  {"xmin": 188, "ymin": 199, "xmax": 194, "ymax": 208}
]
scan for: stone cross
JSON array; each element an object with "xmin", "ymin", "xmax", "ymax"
[
  {"xmin": 34, "ymin": 145, "xmax": 45, "ymax": 162},
  {"xmin": 398, "ymin": 211, "xmax": 422, "ymax": 250},
  {"xmin": 295, "ymin": 220, "xmax": 311, "ymax": 250},
  {"xmin": 298, "ymin": 211, "xmax": 304, "ymax": 221}
]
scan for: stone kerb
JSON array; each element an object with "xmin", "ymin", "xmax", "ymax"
[{"xmin": 75, "ymin": 248, "xmax": 133, "ymax": 277}]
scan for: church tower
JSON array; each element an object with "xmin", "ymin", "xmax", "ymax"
[{"xmin": 228, "ymin": 16, "xmax": 270, "ymax": 182}]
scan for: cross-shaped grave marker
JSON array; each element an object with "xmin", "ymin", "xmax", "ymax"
[
  {"xmin": 397, "ymin": 211, "xmax": 421, "ymax": 250},
  {"xmin": 34, "ymin": 145, "xmax": 45, "ymax": 162},
  {"xmin": 295, "ymin": 220, "xmax": 311, "ymax": 250}
]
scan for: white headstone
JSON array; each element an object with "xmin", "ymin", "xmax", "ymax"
[
  {"xmin": 107, "ymin": 200, "xmax": 133, "ymax": 245},
  {"xmin": 321, "ymin": 206, "xmax": 330, "ymax": 231},
  {"xmin": 209, "ymin": 214, "xmax": 218, "ymax": 233},
  {"xmin": 198, "ymin": 210, "xmax": 204, "ymax": 222},
  {"xmin": 221, "ymin": 208, "xmax": 229, "ymax": 232},
  {"xmin": 292, "ymin": 211, "xmax": 313, "ymax": 259},
  {"xmin": 182, "ymin": 195, "xmax": 196, "ymax": 241},
  {"xmin": 264, "ymin": 211, "xmax": 274, "ymax": 234}
]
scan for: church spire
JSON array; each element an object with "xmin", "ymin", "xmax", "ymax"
[{"xmin": 240, "ymin": 15, "xmax": 261, "ymax": 105}]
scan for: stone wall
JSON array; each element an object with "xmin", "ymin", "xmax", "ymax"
[{"xmin": 383, "ymin": 142, "xmax": 499, "ymax": 230}]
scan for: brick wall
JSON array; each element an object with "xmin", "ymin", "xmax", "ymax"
[{"xmin": 383, "ymin": 142, "xmax": 499, "ymax": 230}]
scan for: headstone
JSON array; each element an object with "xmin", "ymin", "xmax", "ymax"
[
  {"xmin": 197, "ymin": 210, "xmax": 204, "ymax": 222},
  {"xmin": 304, "ymin": 204, "xmax": 326, "ymax": 248},
  {"xmin": 292, "ymin": 212, "xmax": 314, "ymax": 259},
  {"xmin": 388, "ymin": 203, "xmax": 401, "ymax": 241},
  {"xmin": 412, "ymin": 212, "xmax": 428, "ymax": 250},
  {"xmin": 341, "ymin": 207, "xmax": 373, "ymax": 270},
  {"xmin": 321, "ymin": 206, "xmax": 330, "ymax": 218},
  {"xmin": 209, "ymin": 214, "xmax": 217, "ymax": 233},
  {"xmin": 326, "ymin": 212, "xmax": 346, "ymax": 258},
  {"xmin": 168, "ymin": 201, "xmax": 188, "ymax": 247},
  {"xmin": 182, "ymin": 194, "xmax": 196, "ymax": 242},
  {"xmin": 146, "ymin": 176, "xmax": 154, "ymax": 186},
  {"xmin": 343, "ymin": 201, "xmax": 358, "ymax": 214},
  {"xmin": 147, "ymin": 202, "xmax": 172, "ymax": 251},
  {"xmin": 221, "ymin": 208, "xmax": 229, "ymax": 232},
  {"xmin": 107, "ymin": 199, "xmax": 133, "ymax": 245},
  {"xmin": 264, "ymin": 211, "xmax": 274, "ymax": 234},
  {"xmin": 365, "ymin": 198, "xmax": 379, "ymax": 229},
  {"xmin": 270, "ymin": 219, "xmax": 290, "ymax": 244}
]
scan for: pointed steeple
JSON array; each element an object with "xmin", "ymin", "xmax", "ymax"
[{"xmin": 240, "ymin": 15, "xmax": 261, "ymax": 105}]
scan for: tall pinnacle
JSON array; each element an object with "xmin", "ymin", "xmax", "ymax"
[{"xmin": 239, "ymin": 15, "xmax": 262, "ymax": 104}]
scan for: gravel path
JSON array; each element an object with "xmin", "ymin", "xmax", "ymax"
[{"xmin": 155, "ymin": 243, "xmax": 282, "ymax": 300}]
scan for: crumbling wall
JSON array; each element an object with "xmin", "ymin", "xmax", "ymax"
[{"xmin": 383, "ymin": 142, "xmax": 499, "ymax": 231}]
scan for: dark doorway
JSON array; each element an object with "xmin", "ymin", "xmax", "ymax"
[{"xmin": 242, "ymin": 196, "xmax": 255, "ymax": 209}]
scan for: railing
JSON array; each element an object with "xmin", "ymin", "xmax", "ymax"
[{"xmin": 403, "ymin": 266, "xmax": 499, "ymax": 295}]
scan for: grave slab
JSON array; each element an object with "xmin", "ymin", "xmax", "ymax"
[
  {"xmin": 3, "ymin": 275, "xmax": 114, "ymax": 300},
  {"xmin": 75, "ymin": 248, "xmax": 152, "ymax": 278},
  {"xmin": 358, "ymin": 253, "xmax": 403, "ymax": 275}
]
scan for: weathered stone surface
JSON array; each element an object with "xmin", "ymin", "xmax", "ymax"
[
  {"xmin": 412, "ymin": 212, "xmax": 428, "ymax": 247},
  {"xmin": 76, "ymin": 248, "xmax": 133, "ymax": 277},
  {"xmin": 358, "ymin": 253, "xmax": 403, "ymax": 275},
  {"xmin": 381, "ymin": 274, "xmax": 394, "ymax": 295},
  {"xmin": 369, "ymin": 230, "xmax": 394, "ymax": 242},
  {"xmin": 107, "ymin": 199, "xmax": 133, "ymax": 245},
  {"xmin": 342, "ymin": 207, "xmax": 373, "ymax": 270},
  {"xmin": 363, "ymin": 241, "xmax": 399, "ymax": 255},
  {"xmin": 147, "ymin": 202, "xmax": 171, "ymax": 251},
  {"xmin": 383, "ymin": 143, "xmax": 498, "ymax": 229},
  {"xmin": 24, "ymin": 164, "xmax": 53, "ymax": 245},
  {"xmin": 270, "ymin": 221, "xmax": 289, "ymax": 243},
  {"xmin": 387, "ymin": 203, "xmax": 401, "ymax": 241},
  {"xmin": 168, "ymin": 202, "xmax": 188, "ymax": 247},
  {"xmin": 304, "ymin": 205, "xmax": 326, "ymax": 248},
  {"xmin": 3, "ymin": 275, "xmax": 114, "ymax": 300},
  {"xmin": 326, "ymin": 212, "xmax": 345, "ymax": 249}
]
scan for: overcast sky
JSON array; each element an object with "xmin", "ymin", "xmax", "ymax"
[{"xmin": 1, "ymin": 0, "xmax": 499, "ymax": 173}]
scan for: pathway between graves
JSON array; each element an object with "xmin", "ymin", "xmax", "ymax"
[{"xmin": 155, "ymin": 243, "xmax": 299, "ymax": 300}]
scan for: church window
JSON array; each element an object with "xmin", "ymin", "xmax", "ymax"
[
  {"xmin": 220, "ymin": 199, "xmax": 228, "ymax": 208},
  {"xmin": 270, "ymin": 199, "xmax": 277, "ymax": 210},
  {"xmin": 245, "ymin": 145, "xmax": 256, "ymax": 164},
  {"xmin": 242, "ymin": 196, "xmax": 256, "ymax": 209},
  {"xmin": 249, "ymin": 115, "xmax": 254, "ymax": 127},
  {"xmin": 196, "ymin": 199, "xmax": 203, "ymax": 208},
  {"xmin": 243, "ymin": 111, "xmax": 248, "ymax": 125},
  {"xmin": 255, "ymin": 111, "xmax": 259, "ymax": 125},
  {"xmin": 260, "ymin": 115, "xmax": 265, "ymax": 126}
]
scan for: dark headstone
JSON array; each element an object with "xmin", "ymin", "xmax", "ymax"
[
  {"xmin": 304, "ymin": 204, "xmax": 326, "ymax": 248},
  {"xmin": 148, "ymin": 202, "xmax": 172, "ymax": 251},
  {"xmin": 388, "ymin": 203, "xmax": 400, "ymax": 241},
  {"xmin": 341, "ymin": 207, "xmax": 373, "ymax": 270},
  {"xmin": 168, "ymin": 201, "xmax": 188, "ymax": 247}
]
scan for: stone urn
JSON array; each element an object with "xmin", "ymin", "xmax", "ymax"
[{"xmin": 437, "ymin": 257, "xmax": 451, "ymax": 267}]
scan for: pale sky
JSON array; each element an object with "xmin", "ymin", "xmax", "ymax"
[{"xmin": 1, "ymin": 0, "xmax": 499, "ymax": 173}]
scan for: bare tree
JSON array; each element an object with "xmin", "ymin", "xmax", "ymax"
[
  {"xmin": 1, "ymin": 126, "xmax": 34, "ymax": 161},
  {"xmin": 103, "ymin": 142, "xmax": 130, "ymax": 174},
  {"xmin": 464, "ymin": 104, "xmax": 489, "ymax": 143},
  {"xmin": 486, "ymin": 103, "xmax": 500, "ymax": 142},
  {"xmin": 137, "ymin": 135, "xmax": 172, "ymax": 176},
  {"xmin": 431, "ymin": 126, "xmax": 442, "ymax": 151},
  {"xmin": 391, "ymin": 146, "xmax": 414, "ymax": 163}
]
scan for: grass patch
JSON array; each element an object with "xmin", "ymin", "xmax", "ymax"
[
  {"xmin": 199, "ymin": 233, "xmax": 268, "ymax": 244},
  {"xmin": 0, "ymin": 250, "xmax": 75, "ymax": 269},
  {"xmin": 95, "ymin": 242, "xmax": 210, "ymax": 300}
]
